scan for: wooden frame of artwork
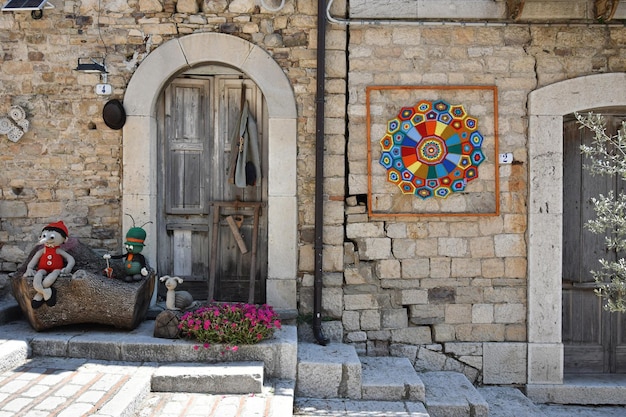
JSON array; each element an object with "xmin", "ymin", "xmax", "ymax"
[{"xmin": 366, "ymin": 85, "xmax": 500, "ymax": 217}]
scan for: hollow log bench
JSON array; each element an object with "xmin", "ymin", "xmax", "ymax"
[{"xmin": 10, "ymin": 238, "xmax": 155, "ymax": 331}]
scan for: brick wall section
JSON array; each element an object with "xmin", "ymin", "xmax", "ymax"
[{"xmin": 344, "ymin": 23, "xmax": 626, "ymax": 359}]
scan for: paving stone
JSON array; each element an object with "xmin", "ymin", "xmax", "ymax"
[{"xmin": 151, "ymin": 361, "xmax": 264, "ymax": 394}]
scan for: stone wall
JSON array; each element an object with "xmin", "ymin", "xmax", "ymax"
[
  {"xmin": 0, "ymin": 0, "xmax": 346, "ymax": 276},
  {"xmin": 340, "ymin": 22, "xmax": 626, "ymax": 381}
]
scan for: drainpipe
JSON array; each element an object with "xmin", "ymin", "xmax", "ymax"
[{"xmin": 312, "ymin": 0, "xmax": 329, "ymax": 346}]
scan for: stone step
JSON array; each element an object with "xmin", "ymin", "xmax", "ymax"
[
  {"xmin": 421, "ymin": 371, "xmax": 489, "ymax": 417},
  {"xmin": 294, "ymin": 397, "xmax": 430, "ymax": 417},
  {"xmin": 527, "ymin": 373, "xmax": 626, "ymax": 405},
  {"xmin": 296, "ymin": 342, "xmax": 362, "ymax": 399},
  {"xmin": 478, "ymin": 386, "xmax": 547, "ymax": 417},
  {"xmin": 152, "ymin": 361, "xmax": 264, "ymax": 394},
  {"xmin": 0, "ymin": 339, "xmax": 30, "ymax": 374},
  {"xmin": 360, "ymin": 356, "xmax": 425, "ymax": 402},
  {"xmin": 1, "ymin": 318, "xmax": 297, "ymax": 381}
]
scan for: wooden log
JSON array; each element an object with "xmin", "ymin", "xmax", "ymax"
[{"xmin": 11, "ymin": 238, "xmax": 155, "ymax": 331}]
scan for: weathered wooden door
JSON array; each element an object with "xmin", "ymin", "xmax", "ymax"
[
  {"xmin": 562, "ymin": 114, "xmax": 626, "ymax": 373},
  {"xmin": 156, "ymin": 72, "xmax": 267, "ymax": 303}
]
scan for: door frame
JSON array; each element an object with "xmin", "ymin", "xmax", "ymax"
[
  {"xmin": 122, "ymin": 33, "xmax": 298, "ymax": 311},
  {"xmin": 528, "ymin": 72, "xmax": 626, "ymax": 385}
]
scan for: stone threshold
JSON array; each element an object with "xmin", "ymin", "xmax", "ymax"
[{"xmin": 527, "ymin": 373, "xmax": 626, "ymax": 405}]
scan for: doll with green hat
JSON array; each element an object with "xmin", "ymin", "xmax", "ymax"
[{"xmin": 103, "ymin": 216, "xmax": 151, "ymax": 282}]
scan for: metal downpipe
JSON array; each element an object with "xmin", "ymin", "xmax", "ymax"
[{"xmin": 313, "ymin": 0, "xmax": 329, "ymax": 346}]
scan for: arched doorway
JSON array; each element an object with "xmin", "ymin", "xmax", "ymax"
[
  {"xmin": 528, "ymin": 73, "xmax": 626, "ymax": 385},
  {"xmin": 121, "ymin": 33, "xmax": 298, "ymax": 311}
]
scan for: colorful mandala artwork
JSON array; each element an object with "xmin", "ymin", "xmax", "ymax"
[{"xmin": 379, "ymin": 99, "xmax": 485, "ymax": 199}]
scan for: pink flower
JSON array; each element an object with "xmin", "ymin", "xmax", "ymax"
[
  {"xmin": 193, "ymin": 345, "xmax": 199, "ymax": 351},
  {"xmin": 203, "ymin": 343, "xmax": 210, "ymax": 349},
  {"xmin": 231, "ymin": 346, "xmax": 239, "ymax": 352}
]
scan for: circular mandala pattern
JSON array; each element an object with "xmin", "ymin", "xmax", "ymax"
[{"xmin": 379, "ymin": 99, "xmax": 485, "ymax": 199}]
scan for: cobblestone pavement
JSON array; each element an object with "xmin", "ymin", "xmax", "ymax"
[
  {"xmin": 2, "ymin": 356, "xmax": 626, "ymax": 417},
  {"xmin": 0, "ymin": 356, "xmax": 291, "ymax": 417}
]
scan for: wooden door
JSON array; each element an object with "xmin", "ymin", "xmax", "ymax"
[
  {"xmin": 562, "ymin": 115, "xmax": 626, "ymax": 373},
  {"xmin": 157, "ymin": 73, "xmax": 267, "ymax": 303}
]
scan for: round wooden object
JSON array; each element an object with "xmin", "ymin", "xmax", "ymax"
[{"xmin": 154, "ymin": 309, "xmax": 182, "ymax": 339}]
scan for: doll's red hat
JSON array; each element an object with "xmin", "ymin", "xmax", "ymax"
[{"xmin": 44, "ymin": 221, "xmax": 69, "ymax": 238}]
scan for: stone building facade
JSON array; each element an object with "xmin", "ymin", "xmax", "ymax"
[{"xmin": 2, "ymin": 0, "xmax": 626, "ymax": 389}]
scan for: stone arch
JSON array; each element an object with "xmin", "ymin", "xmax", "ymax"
[
  {"xmin": 527, "ymin": 72, "xmax": 626, "ymax": 384},
  {"xmin": 122, "ymin": 33, "xmax": 298, "ymax": 310}
]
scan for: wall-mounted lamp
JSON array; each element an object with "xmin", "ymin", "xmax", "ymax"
[
  {"xmin": 75, "ymin": 57, "xmax": 107, "ymax": 73},
  {"xmin": 1, "ymin": 0, "xmax": 54, "ymax": 20}
]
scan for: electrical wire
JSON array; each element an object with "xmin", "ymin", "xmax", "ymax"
[{"xmin": 97, "ymin": 0, "xmax": 108, "ymax": 60}]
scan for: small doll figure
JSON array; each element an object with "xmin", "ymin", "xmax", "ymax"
[
  {"xmin": 24, "ymin": 221, "xmax": 75, "ymax": 309},
  {"xmin": 104, "ymin": 225, "xmax": 150, "ymax": 282}
]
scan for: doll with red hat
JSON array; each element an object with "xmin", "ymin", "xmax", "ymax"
[{"xmin": 23, "ymin": 221, "xmax": 75, "ymax": 309}]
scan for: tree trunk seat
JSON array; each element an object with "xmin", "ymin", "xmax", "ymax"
[{"xmin": 10, "ymin": 238, "xmax": 155, "ymax": 331}]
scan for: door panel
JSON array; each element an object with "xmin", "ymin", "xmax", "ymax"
[
  {"xmin": 157, "ymin": 73, "xmax": 267, "ymax": 303},
  {"xmin": 563, "ymin": 115, "xmax": 626, "ymax": 373}
]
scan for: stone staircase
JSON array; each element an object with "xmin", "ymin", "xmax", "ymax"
[
  {"xmin": 295, "ymin": 341, "xmax": 490, "ymax": 417},
  {"xmin": 3, "ymin": 297, "xmax": 621, "ymax": 417}
]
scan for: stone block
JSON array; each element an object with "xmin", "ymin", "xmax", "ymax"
[
  {"xmin": 0, "ymin": 340, "xmax": 30, "ymax": 374},
  {"xmin": 360, "ymin": 356, "xmax": 425, "ymax": 401},
  {"xmin": 0, "ymin": 201, "xmax": 27, "ymax": 218},
  {"xmin": 385, "ymin": 223, "xmax": 407, "ymax": 238},
  {"xmin": 396, "ymin": 289, "xmax": 428, "ymax": 305},
  {"xmin": 401, "ymin": 259, "xmax": 430, "ymax": 279},
  {"xmin": 446, "ymin": 343, "xmax": 483, "ymax": 357},
  {"xmin": 375, "ymin": 259, "xmax": 401, "ymax": 279},
  {"xmin": 438, "ymin": 237, "xmax": 469, "ymax": 257},
  {"xmin": 483, "ymin": 342, "xmax": 527, "ymax": 385},
  {"xmin": 392, "ymin": 239, "xmax": 416, "ymax": 259},
  {"xmin": 346, "ymin": 222, "xmax": 384, "ymax": 239},
  {"xmin": 360, "ymin": 309, "xmax": 381, "ymax": 330},
  {"xmin": 415, "ymin": 347, "xmax": 447, "ymax": 372},
  {"xmin": 389, "ymin": 343, "xmax": 418, "ymax": 362},
  {"xmin": 410, "ymin": 304, "xmax": 445, "ymax": 325},
  {"xmin": 494, "ymin": 234, "xmax": 526, "ymax": 257},
  {"xmin": 421, "ymin": 371, "xmax": 489, "ymax": 417},
  {"xmin": 382, "ymin": 308, "xmax": 408, "ymax": 329},
  {"xmin": 152, "ymin": 362, "xmax": 263, "ymax": 394},
  {"xmin": 432, "ymin": 324, "xmax": 456, "ymax": 342},
  {"xmin": 322, "ymin": 287, "xmax": 343, "ymax": 318},
  {"xmin": 346, "ymin": 331, "xmax": 367, "ymax": 343},
  {"xmin": 296, "ymin": 342, "xmax": 361, "ymax": 399},
  {"xmin": 344, "ymin": 265, "xmax": 374, "ymax": 285},
  {"xmin": 445, "ymin": 304, "xmax": 472, "ymax": 324},
  {"xmin": 344, "ymin": 293, "xmax": 378, "ymax": 310},
  {"xmin": 391, "ymin": 326, "xmax": 432, "ymax": 345},
  {"xmin": 472, "ymin": 304, "xmax": 494, "ymax": 324},
  {"xmin": 355, "ymin": 238, "xmax": 391, "ymax": 260},
  {"xmin": 527, "ymin": 342, "xmax": 563, "ymax": 385},
  {"xmin": 342, "ymin": 310, "xmax": 360, "ymax": 331},
  {"xmin": 494, "ymin": 303, "xmax": 525, "ymax": 324}
]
